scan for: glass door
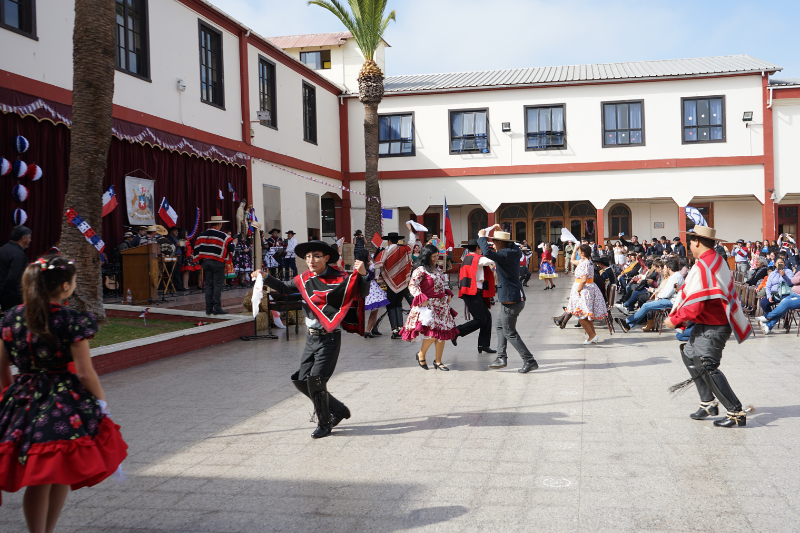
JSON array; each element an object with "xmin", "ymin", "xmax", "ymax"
[{"xmin": 515, "ymin": 221, "xmax": 527, "ymax": 243}]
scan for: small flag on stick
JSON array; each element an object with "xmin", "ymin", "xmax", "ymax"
[
  {"xmin": 139, "ymin": 308, "xmax": 150, "ymax": 326},
  {"xmin": 371, "ymin": 232, "xmax": 383, "ymax": 248}
]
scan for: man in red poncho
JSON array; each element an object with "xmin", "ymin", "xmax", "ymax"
[
  {"xmin": 254, "ymin": 240, "xmax": 369, "ymax": 439},
  {"xmin": 664, "ymin": 225, "xmax": 753, "ymax": 428}
]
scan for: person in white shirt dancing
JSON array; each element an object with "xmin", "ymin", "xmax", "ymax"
[{"xmin": 451, "ymin": 239, "xmax": 497, "ymax": 354}]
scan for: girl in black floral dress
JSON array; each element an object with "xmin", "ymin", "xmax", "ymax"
[{"xmin": 0, "ymin": 256, "xmax": 127, "ymax": 531}]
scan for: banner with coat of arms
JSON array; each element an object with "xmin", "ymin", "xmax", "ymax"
[{"xmin": 125, "ymin": 175, "xmax": 155, "ymax": 225}]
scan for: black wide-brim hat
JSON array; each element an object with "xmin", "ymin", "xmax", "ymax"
[
  {"xmin": 465, "ymin": 238, "xmax": 480, "ymax": 249},
  {"xmin": 294, "ymin": 240, "xmax": 340, "ymax": 264},
  {"xmin": 592, "ymin": 255, "xmax": 611, "ymax": 266},
  {"xmin": 382, "ymin": 232, "xmax": 402, "ymax": 241},
  {"xmin": 269, "ymin": 228, "xmax": 281, "ymax": 234}
]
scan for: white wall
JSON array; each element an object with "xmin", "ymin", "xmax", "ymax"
[
  {"xmin": 281, "ymin": 39, "xmax": 385, "ymax": 93},
  {"xmin": 0, "ymin": 0, "xmax": 74, "ymax": 90},
  {"xmin": 252, "ymin": 160, "xmax": 342, "ymax": 240},
  {"xmin": 248, "ymin": 45, "xmax": 341, "ymax": 171},
  {"xmin": 113, "ymin": 0, "xmax": 243, "ymax": 142},
  {"xmin": 774, "ymin": 99, "xmax": 800, "ymax": 200},
  {"xmin": 348, "ymin": 75, "xmax": 765, "ymax": 174},
  {"xmin": 714, "ymin": 200, "xmax": 764, "ymax": 241}
]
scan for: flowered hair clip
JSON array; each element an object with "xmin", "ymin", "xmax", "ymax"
[{"xmin": 32, "ymin": 258, "xmax": 75, "ymax": 271}]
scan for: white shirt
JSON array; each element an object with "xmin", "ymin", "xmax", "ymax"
[
  {"xmin": 475, "ymin": 256, "xmax": 494, "ymax": 289},
  {"xmin": 657, "ymin": 271, "xmax": 685, "ymax": 302},
  {"xmin": 284, "ymin": 237, "xmax": 298, "ymax": 258}
]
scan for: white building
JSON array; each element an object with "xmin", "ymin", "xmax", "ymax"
[{"xmin": 0, "ymin": 0, "xmax": 798, "ymax": 257}]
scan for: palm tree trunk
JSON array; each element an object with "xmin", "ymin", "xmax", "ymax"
[
  {"xmin": 59, "ymin": 0, "xmax": 116, "ymax": 320},
  {"xmin": 363, "ymin": 102, "xmax": 381, "ymax": 252}
]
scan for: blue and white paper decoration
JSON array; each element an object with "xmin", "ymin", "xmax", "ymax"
[
  {"xmin": 12, "ymin": 184, "xmax": 28, "ymax": 202},
  {"xmin": 15, "ymin": 136, "xmax": 29, "ymax": 153},
  {"xmin": 12, "ymin": 160, "xmax": 27, "ymax": 178},
  {"xmin": 13, "ymin": 209, "xmax": 27, "ymax": 225},
  {"xmin": 25, "ymin": 164, "xmax": 42, "ymax": 181},
  {"xmin": 0, "ymin": 158, "xmax": 9, "ymax": 176}
]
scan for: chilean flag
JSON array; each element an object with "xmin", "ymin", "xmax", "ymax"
[
  {"xmin": 101, "ymin": 185, "xmax": 117, "ymax": 217},
  {"xmin": 218, "ymin": 189, "xmax": 225, "ymax": 200},
  {"xmin": 443, "ymin": 193, "xmax": 454, "ymax": 251},
  {"xmin": 158, "ymin": 197, "xmax": 178, "ymax": 227}
]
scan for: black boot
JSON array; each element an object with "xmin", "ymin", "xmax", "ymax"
[
  {"xmin": 478, "ymin": 346, "xmax": 497, "ymax": 354},
  {"xmin": 694, "ymin": 354, "xmax": 743, "ymax": 416},
  {"xmin": 307, "ymin": 376, "xmax": 332, "ymax": 439},
  {"xmin": 371, "ymin": 327, "xmax": 382, "ymax": 336},
  {"xmin": 488, "ymin": 356, "xmax": 507, "ymax": 369},
  {"xmin": 451, "ymin": 328, "xmax": 459, "ymax": 347},
  {"xmin": 690, "ymin": 401, "xmax": 719, "ymax": 420},
  {"xmin": 293, "ymin": 373, "xmax": 349, "ymax": 427},
  {"xmin": 714, "ymin": 411, "xmax": 747, "ymax": 428}
]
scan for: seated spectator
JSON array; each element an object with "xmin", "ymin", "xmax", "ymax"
[
  {"xmin": 616, "ymin": 258, "xmax": 683, "ymax": 333},
  {"xmin": 757, "ymin": 268, "xmax": 800, "ymax": 334},
  {"xmin": 616, "ymin": 258, "xmax": 661, "ymax": 314},
  {"xmin": 760, "ymin": 258, "xmax": 793, "ymax": 314},
  {"xmin": 616, "ymin": 252, "xmax": 643, "ymax": 297},
  {"xmin": 746, "ymin": 257, "xmax": 769, "ymax": 286}
]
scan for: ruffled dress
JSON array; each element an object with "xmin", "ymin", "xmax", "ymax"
[
  {"xmin": 364, "ymin": 265, "xmax": 390, "ymax": 311},
  {"xmin": 539, "ymin": 250, "xmax": 558, "ymax": 279},
  {"xmin": 182, "ymin": 243, "xmax": 201, "ymax": 272},
  {"xmin": 0, "ymin": 305, "xmax": 127, "ymax": 504},
  {"xmin": 566, "ymin": 260, "xmax": 608, "ymax": 321},
  {"xmin": 401, "ymin": 267, "xmax": 458, "ymax": 341},
  {"xmin": 233, "ymin": 243, "xmax": 253, "ymax": 273}
]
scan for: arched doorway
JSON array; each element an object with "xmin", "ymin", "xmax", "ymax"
[
  {"xmin": 468, "ymin": 208, "xmax": 488, "ymax": 242},
  {"xmin": 608, "ymin": 203, "xmax": 631, "ymax": 239},
  {"xmin": 498, "ymin": 204, "xmax": 527, "ymax": 242},
  {"xmin": 532, "ymin": 202, "xmax": 565, "ymax": 248},
  {"xmin": 568, "ymin": 202, "xmax": 597, "ymax": 243}
]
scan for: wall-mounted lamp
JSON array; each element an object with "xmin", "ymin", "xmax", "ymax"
[
  {"xmin": 177, "ymin": 78, "xmax": 186, "ymax": 92},
  {"xmin": 501, "ymin": 122, "xmax": 511, "ymax": 133},
  {"xmin": 742, "ymin": 111, "xmax": 753, "ymax": 122}
]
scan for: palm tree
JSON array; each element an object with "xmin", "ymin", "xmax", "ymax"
[
  {"xmin": 308, "ymin": 0, "xmax": 395, "ymax": 250},
  {"xmin": 59, "ymin": 0, "xmax": 116, "ymax": 320}
]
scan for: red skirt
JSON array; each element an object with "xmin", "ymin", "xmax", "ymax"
[{"xmin": 0, "ymin": 416, "xmax": 127, "ymax": 504}]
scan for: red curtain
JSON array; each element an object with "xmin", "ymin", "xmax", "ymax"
[{"xmin": 0, "ymin": 113, "xmax": 246, "ymax": 259}]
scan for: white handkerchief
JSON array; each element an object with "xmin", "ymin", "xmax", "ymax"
[
  {"xmin": 407, "ymin": 220, "xmax": 428, "ymax": 232},
  {"xmin": 251, "ymin": 272, "xmax": 264, "ymax": 318},
  {"xmin": 560, "ymin": 228, "xmax": 579, "ymax": 243}
]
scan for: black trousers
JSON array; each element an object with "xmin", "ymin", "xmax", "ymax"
[
  {"xmin": 298, "ymin": 330, "xmax": 341, "ymax": 381},
  {"xmin": 202, "ymin": 260, "xmax": 225, "ymax": 311},
  {"xmin": 681, "ymin": 324, "xmax": 742, "ymax": 412},
  {"xmin": 519, "ymin": 266, "xmax": 532, "ymax": 284},
  {"xmin": 457, "ymin": 293, "xmax": 493, "ymax": 347},
  {"xmin": 386, "ymin": 287, "xmax": 409, "ymax": 330}
]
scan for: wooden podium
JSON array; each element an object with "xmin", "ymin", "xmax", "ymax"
[{"xmin": 120, "ymin": 244, "xmax": 159, "ymax": 302}]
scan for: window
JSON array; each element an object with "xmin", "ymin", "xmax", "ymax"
[
  {"xmin": 609, "ymin": 203, "xmax": 631, "ymax": 237},
  {"xmin": 602, "ymin": 100, "xmax": 644, "ymax": 146},
  {"xmin": 321, "ymin": 197, "xmax": 336, "ymax": 237},
  {"xmin": 199, "ymin": 22, "xmax": 224, "ymax": 108},
  {"xmin": 379, "ymin": 113, "xmax": 414, "ymax": 157},
  {"xmin": 302, "ymin": 82, "xmax": 317, "ymax": 144},
  {"xmin": 0, "ymin": 0, "xmax": 36, "ymax": 38},
  {"xmin": 115, "ymin": 0, "xmax": 149, "ymax": 80},
  {"xmin": 468, "ymin": 209, "xmax": 488, "ymax": 239},
  {"xmin": 300, "ymin": 50, "xmax": 331, "ymax": 70},
  {"xmin": 450, "ymin": 109, "xmax": 489, "ymax": 154},
  {"xmin": 525, "ymin": 105, "xmax": 565, "ymax": 149},
  {"xmin": 683, "ymin": 96, "xmax": 725, "ymax": 143},
  {"xmin": 258, "ymin": 56, "xmax": 277, "ymax": 128}
]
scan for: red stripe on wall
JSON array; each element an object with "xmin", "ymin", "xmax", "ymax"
[
  {"xmin": 346, "ymin": 155, "xmax": 765, "ymax": 180},
  {"xmin": 762, "ymin": 76, "xmax": 776, "ymax": 240}
]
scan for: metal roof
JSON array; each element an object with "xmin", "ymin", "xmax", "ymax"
[
  {"xmin": 268, "ymin": 32, "xmax": 391, "ymax": 49},
  {"xmin": 770, "ymin": 78, "xmax": 800, "ymax": 87},
  {"xmin": 384, "ymin": 55, "xmax": 782, "ymax": 94}
]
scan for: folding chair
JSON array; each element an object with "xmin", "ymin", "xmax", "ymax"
[
  {"xmin": 654, "ymin": 308, "xmax": 669, "ymax": 335},
  {"xmin": 605, "ymin": 284, "xmax": 616, "ymax": 334}
]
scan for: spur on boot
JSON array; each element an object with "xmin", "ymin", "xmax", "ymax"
[
  {"xmin": 478, "ymin": 346, "xmax": 497, "ymax": 354},
  {"xmin": 714, "ymin": 410, "xmax": 747, "ymax": 427},
  {"xmin": 690, "ymin": 401, "xmax": 719, "ymax": 420},
  {"xmin": 433, "ymin": 361, "xmax": 449, "ymax": 371},
  {"xmin": 416, "ymin": 352, "xmax": 429, "ymax": 370}
]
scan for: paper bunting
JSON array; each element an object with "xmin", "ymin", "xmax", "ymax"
[
  {"xmin": 15, "ymin": 136, "xmax": 29, "ymax": 153},
  {"xmin": 14, "ymin": 208, "xmax": 27, "ymax": 225},
  {"xmin": 12, "ymin": 160, "xmax": 27, "ymax": 178},
  {"xmin": 186, "ymin": 208, "xmax": 201, "ymax": 239},
  {"xmin": 25, "ymin": 164, "xmax": 42, "ymax": 181},
  {"xmin": 65, "ymin": 207, "xmax": 105, "ymax": 253},
  {"xmin": 0, "ymin": 158, "xmax": 9, "ymax": 176},
  {"xmin": 12, "ymin": 184, "xmax": 28, "ymax": 202}
]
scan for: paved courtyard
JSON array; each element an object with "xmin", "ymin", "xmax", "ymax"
[{"xmin": 2, "ymin": 278, "xmax": 800, "ymax": 532}]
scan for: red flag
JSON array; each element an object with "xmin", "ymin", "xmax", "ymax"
[
  {"xmin": 444, "ymin": 194, "xmax": 455, "ymax": 250},
  {"xmin": 371, "ymin": 232, "xmax": 383, "ymax": 248}
]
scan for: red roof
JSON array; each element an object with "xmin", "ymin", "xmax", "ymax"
[{"xmin": 268, "ymin": 32, "xmax": 390, "ymax": 49}]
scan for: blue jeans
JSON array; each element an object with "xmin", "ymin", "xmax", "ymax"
[
  {"xmin": 625, "ymin": 289, "xmax": 647, "ymax": 309},
  {"xmin": 626, "ymin": 299, "xmax": 674, "ymax": 327},
  {"xmin": 676, "ymin": 325, "xmax": 693, "ymax": 342},
  {"xmin": 763, "ymin": 293, "xmax": 800, "ymax": 328}
]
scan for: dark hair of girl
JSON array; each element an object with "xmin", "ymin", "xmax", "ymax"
[
  {"xmin": 414, "ymin": 244, "xmax": 439, "ymax": 273},
  {"xmin": 578, "ymin": 243, "xmax": 592, "ymax": 259},
  {"xmin": 22, "ymin": 256, "xmax": 77, "ymax": 346}
]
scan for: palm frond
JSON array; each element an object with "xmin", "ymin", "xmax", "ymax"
[{"xmin": 309, "ymin": 0, "xmax": 394, "ymax": 62}]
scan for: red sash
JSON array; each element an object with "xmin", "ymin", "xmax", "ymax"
[
  {"xmin": 458, "ymin": 253, "xmax": 496, "ymax": 300},
  {"xmin": 295, "ymin": 267, "xmax": 363, "ymax": 333}
]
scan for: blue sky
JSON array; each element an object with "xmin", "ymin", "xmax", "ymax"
[{"xmin": 208, "ymin": 0, "xmax": 799, "ymax": 79}]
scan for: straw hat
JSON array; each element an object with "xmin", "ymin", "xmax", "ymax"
[
  {"xmin": 491, "ymin": 230, "xmax": 513, "ymax": 242},
  {"xmin": 204, "ymin": 215, "xmax": 228, "ymax": 224},
  {"xmin": 686, "ymin": 226, "xmax": 725, "ymax": 242},
  {"xmin": 145, "ymin": 225, "xmax": 168, "ymax": 236}
]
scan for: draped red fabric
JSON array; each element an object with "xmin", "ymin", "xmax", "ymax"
[{"xmin": 1, "ymin": 113, "xmax": 246, "ymax": 260}]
